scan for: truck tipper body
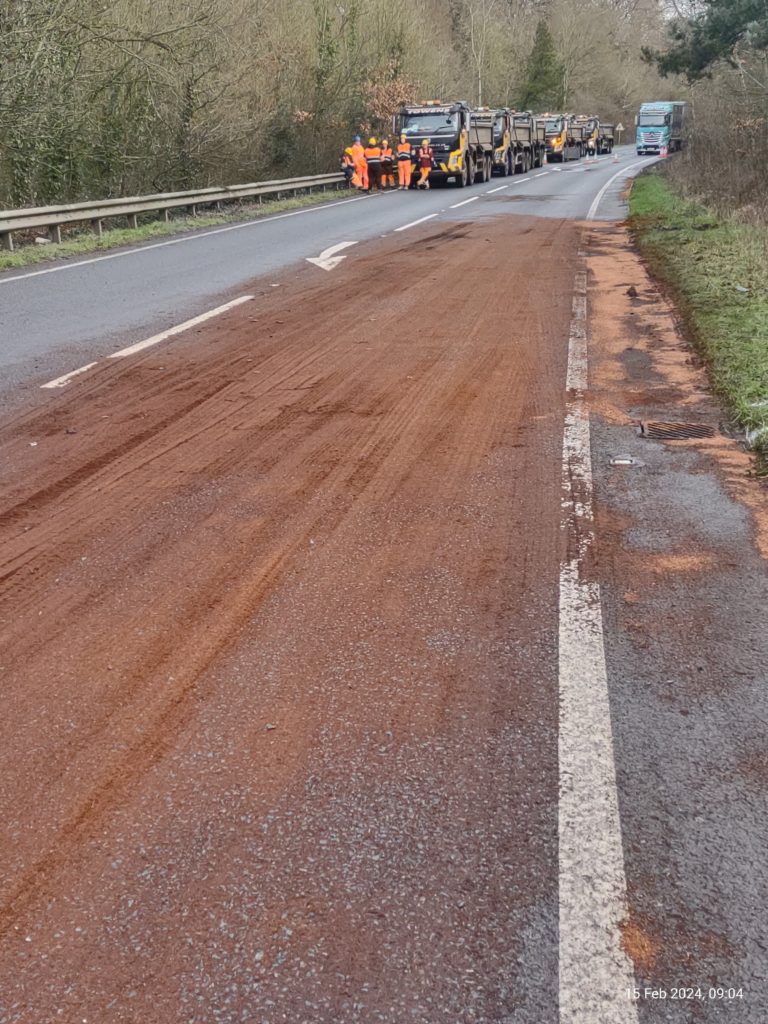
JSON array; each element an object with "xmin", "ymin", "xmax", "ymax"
[
  {"xmin": 636, "ymin": 101, "xmax": 686, "ymax": 154},
  {"xmin": 572, "ymin": 117, "xmax": 615, "ymax": 156},
  {"xmin": 393, "ymin": 101, "xmax": 493, "ymax": 187},
  {"xmin": 538, "ymin": 115, "xmax": 581, "ymax": 162},
  {"xmin": 484, "ymin": 109, "xmax": 545, "ymax": 175}
]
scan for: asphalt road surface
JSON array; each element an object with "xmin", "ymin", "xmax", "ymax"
[{"xmin": 1, "ymin": 146, "xmax": 766, "ymax": 1024}]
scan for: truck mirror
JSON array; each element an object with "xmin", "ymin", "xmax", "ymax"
[{"xmin": 634, "ymin": 115, "xmax": 638, "ymax": 126}]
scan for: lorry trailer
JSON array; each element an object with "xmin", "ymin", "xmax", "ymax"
[
  {"xmin": 636, "ymin": 101, "xmax": 686, "ymax": 154},
  {"xmin": 393, "ymin": 101, "xmax": 494, "ymax": 187}
]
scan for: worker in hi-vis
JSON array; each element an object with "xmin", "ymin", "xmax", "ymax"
[
  {"xmin": 364, "ymin": 137, "xmax": 383, "ymax": 192},
  {"xmin": 417, "ymin": 139, "xmax": 434, "ymax": 189},
  {"xmin": 351, "ymin": 135, "xmax": 367, "ymax": 191},
  {"xmin": 380, "ymin": 139, "xmax": 395, "ymax": 189},
  {"xmin": 396, "ymin": 134, "xmax": 413, "ymax": 190},
  {"xmin": 341, "ymin": 146, "xmax": 357, "ymax": 187}
]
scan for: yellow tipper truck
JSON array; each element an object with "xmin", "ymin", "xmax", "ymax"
[
  {"xmin": 394, "ymin": 100, "xmax": 494, "ymax": 187},
  {"xmin": 538, "ymin": 114, "xmax": 582, "ymax": 163},
  {"xmin": 486, "ymin": 109, "xmax": 546, "ymax": 175}
]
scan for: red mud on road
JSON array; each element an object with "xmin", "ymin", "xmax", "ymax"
[{"xmin": 0, "ymin": 217, "xmax": 577, "ymax": 1022}]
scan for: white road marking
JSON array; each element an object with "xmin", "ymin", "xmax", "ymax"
[
  {"xmin": 449, "ymin": 196, "xmax": 480, "ymax": 208},
  {"xmin": 485, "ymin": 185, "xmax": 509, "ymax": 194},
  {"xmin": 41, "ymin": 362, "xmax": 100, "ymax": 390},
  {"xmin": 108, "ymin": 295, "xmax": 253, "ymax": 359},
  {"xmin": 40, "ymin": 294, "xmax": 254, "ymax": 388},
  {"xmin": 394, "ymin": 214, "xmax": 438, "ymax": 232},
  {"xmin": 0, "ymin": 194, "xmax": 369, "ymax": 286},
  {"xmin": 534, "ymin": 171, "xmax": 549, "ymax": 177},
  {"xmin": 587, "ymin": 159, "xmax": 648, "ymax": 220},
  {"xmin": 559, "ymin": 264, "xmax": 638, "ymax": 1023},
  {"xmin": 306, "ymin": 240, "xmax": 357, "ymax": 271}
]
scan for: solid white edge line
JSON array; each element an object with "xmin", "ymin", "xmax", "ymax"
[
  {"xmin": 534, "ymin": 171, "xmax": 549, "ymax": 177},
  {"xmin": 449, "ymin": 196, "xmax": 479, "ymax": 208},
  {"xmin": 559, "ymin": 263, "xmax": 638, "ymax": 1023},
  {"xmin": 485, "ymin": 185, "xmax": 509, "ymax": 194},
  {"xmin": 0, "ymin": 194, "xmax": 369, "ymax": 286},
  {"xmin": 587, "ymin": 159, "xmax": 648, "ymax": 221},
  {"xmin": 394, "ymin": 214, "xmax": 438, "ymax": 232},
  {"xmin": 109, "ymin": 294, "xmax": 253, "ymax": 359},
  {"xmin": 41, "ymin": 362, "xmax": 100, "ymax": 390}
]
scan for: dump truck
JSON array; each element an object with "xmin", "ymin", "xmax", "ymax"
[
  {"xmin": 538, "ymin": 114, "xmax": 581, "ymax": 162},
  {"xmin": 488, "ymin": 109, "xmax": 547, "ymax": 174},
  {"xmin": 572, "ymin": 116, "xmax": 615, "ymax": 156},
  {"xmin": 393, "ymin": 101, "xmax": 494, "ymax": 187},
  {"xmin": 635, "ymin": 101, "xmax": 687, "ymax": 154}
]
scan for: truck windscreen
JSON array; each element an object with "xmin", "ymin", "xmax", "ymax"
[
  {"xmin": 401, "ymin": 113, "xmax": 459, "ymax": 136},
  {"xmin": 543, "ymin": 120, "xmax": 562, "ymax": 134},
  {"xmin": 638, "ymin": 114, "xmax": 669, "ymax": 126},
  {"xmin": 494, "ymin": 117, "xmax": 505, "ymax": 144}
]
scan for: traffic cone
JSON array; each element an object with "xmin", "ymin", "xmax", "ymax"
[
  {"xmin": 660, "ymin": 144, "xmax": 668, "ymax": 159},
  {"xmin": 612, "ymin": 149, "xmax": 619, "ymax": 163}
]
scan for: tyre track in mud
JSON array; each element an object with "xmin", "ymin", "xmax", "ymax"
[{"xmin": 0, "ymin": 215, "xmax": 577, "ymax": 1022}]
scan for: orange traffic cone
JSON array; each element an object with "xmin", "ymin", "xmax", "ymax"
[{"xmin": 660, "ymin": 144, "xmax": 668, "ymax": 159}]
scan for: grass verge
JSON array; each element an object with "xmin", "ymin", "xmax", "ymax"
[
  {"xmin": 629, "ymin": 172, "xmax": 768, "ymax": 464},
  {"xmin": 0, "ymin": 188, "xmax": 354, "ymax": 272}
]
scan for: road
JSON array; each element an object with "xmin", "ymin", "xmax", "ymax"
[{"xmin": 0, "ymin": 146, "xmax": 766, "ymax": 1023}]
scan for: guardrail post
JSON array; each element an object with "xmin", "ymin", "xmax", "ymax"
[
  {"xmin": 163, "ymin": 209, "xmax": 170, "ymax": 222},
  {"xmin": 0, "ymin": 231, "xmax": 13, "ymax": 252},
  {"xmin": 128, "ymin": 213, "xmax": 138, "ymax": 230},
  {"xmin": 92, "ymin": 218, "xmax": 103, "ymax": 238},
  {"xmin": 189, "ymin": 204, "xmax": 198, "ymax": 217},
  {"xmin": 50, "ymin": 225, "xmax": 62, "ymax": 244}
]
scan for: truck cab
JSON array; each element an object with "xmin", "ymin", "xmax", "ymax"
[
  {"xmin": 636, "ymin": 102, "xmax": 686, "ymax": 154},
  {"xmin": 539, "ymin": 114, "xmax": 581, "ymax": 163},
  {"xmin": 394, "ymin": 101, "xmax": 488, "ymax": 187}
]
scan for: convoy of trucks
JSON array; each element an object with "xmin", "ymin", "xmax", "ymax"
[
  {"xmin": 635, "ymin": 102, "xmax": 687, "ymax": 154},
  {"xmin": 390, "ymin": 100, "xmax": 677, "ymax": 187}
]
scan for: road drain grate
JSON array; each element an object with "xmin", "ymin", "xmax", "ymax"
[{"xmin": 638, "ymin": 421, "xmax": 716, "ymax": 440}]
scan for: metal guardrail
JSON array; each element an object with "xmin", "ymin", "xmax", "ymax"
[{"xmin": 0, "ymin": 172, "xmax": 347, "ymax": 251}]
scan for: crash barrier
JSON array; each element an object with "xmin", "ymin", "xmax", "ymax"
[{"xmin": 0, "ymin": 173, "xmax": 347, "ymax": 252}]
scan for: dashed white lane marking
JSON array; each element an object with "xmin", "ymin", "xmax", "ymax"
[
  {"xmin": 534, "ymin": 171, "xmax": 549, "ymax": 177},
  {"xmin": 108, "ymin": 295, "xmax": 254, "ymax": 359},
  {"xmin": 394, "ymin": 213, "xmax": 438, "ymax": 232},
  {"xmin": 587, "ymin": 159, "xmax": 649, "ymax": 220},
  {"xmin": 0, "ymin": 194, "xmax": 369, "ymax": 286},
  {"xmin": 41, "ymin": 362, "xmax": 100, "ymax": 390},
  {"xmin": 485, "ymin": 185, "xmax": 509, "ymax": 194},
  {"xmin": 559, "ymin": 264, "xmax": 638, "ymax": 1023},
  {"xmin": 449, "ymin": 196, "xmax": 480, "ymax": 209},
  {"xmin": 41, "ymin": 294, "xmax": 253, "ymax": 388}
]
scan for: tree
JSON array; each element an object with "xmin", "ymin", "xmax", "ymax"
[
  {"xmin": 519, "ymin": 20, "xmax": 565, "ymax": 111},
  {"xmin": 643, "ymin": 0, "xmax": 768, "ymax": 81}
]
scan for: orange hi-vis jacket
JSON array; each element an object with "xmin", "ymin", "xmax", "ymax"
[
  {"xmin": 364, "ymin": 145, "xmax": 382, "ymax": 165},
  {"xmin": 396, "ymin": 142, "xmax": 412, "ymax": 162},
  {"xmin": 351, "ymin": 142, "xmax": 366, "ymax": 166}
]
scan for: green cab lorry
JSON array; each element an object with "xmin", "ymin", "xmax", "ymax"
[{"xmin": 635, "ymin": 102, "xmax": 686, "ymax": 154}]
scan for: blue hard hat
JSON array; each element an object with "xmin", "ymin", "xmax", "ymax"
[{"xmin": 354, "ymin": 135, "xmax": 361, "ymax": 142}]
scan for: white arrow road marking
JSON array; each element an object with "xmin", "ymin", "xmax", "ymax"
[{"xmin": 306, "ymin": 240, "xmax": 358, "ymax": 271}]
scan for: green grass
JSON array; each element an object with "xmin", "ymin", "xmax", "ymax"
[
  {"xmin": 0, "ymin": 188, "xmax": 351, "ymax": 272},
  {"xmin": 630, "ymin": 173, "xmax": 768, "ymax": 459}
]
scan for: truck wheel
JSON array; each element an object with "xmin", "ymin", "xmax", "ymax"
[{"xmin": 456, "ymin": 161, "xmax": 468, "ymax": 187}]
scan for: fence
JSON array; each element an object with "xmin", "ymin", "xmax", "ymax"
[{"xmin": 0, "ymin": 173, "xmax": 347, "ymax": 252}]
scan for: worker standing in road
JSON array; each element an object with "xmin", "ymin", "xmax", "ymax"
[
  {"xmin": 351, "ymin": 135, "xmax": 367, "ymax": 192},
  {"xmin": 417, "ymin": 139, "xmax": 434, "ymax": 190},
  {"xmin": 364, "ymin": 137, "xmax": 383, "ymax": 192},
  {"xmin": 396, "ymin": 134, "xmax": 413, "ymax": 190},
  {"xmin": 380, "ymin": 139, "xmax": 395, "ymax": 190}
]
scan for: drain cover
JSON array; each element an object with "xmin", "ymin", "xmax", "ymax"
[{"xmin": 638, "ymin": 421, "xmax": 716, "ymax": 440}]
